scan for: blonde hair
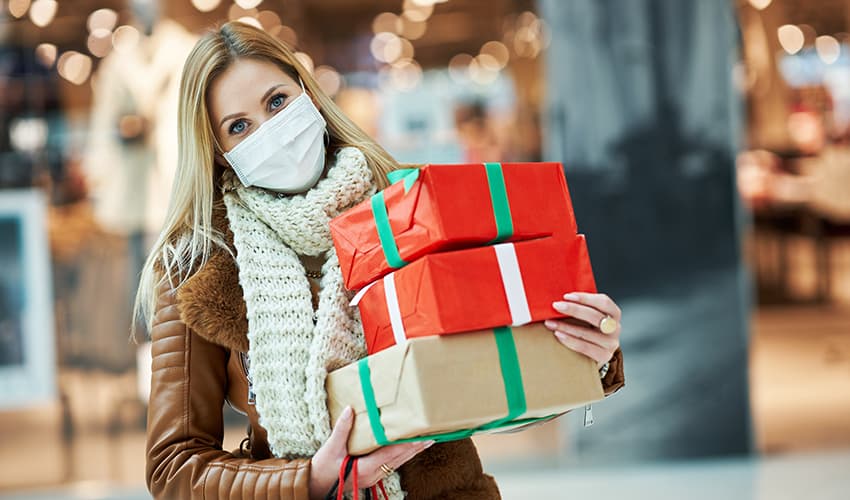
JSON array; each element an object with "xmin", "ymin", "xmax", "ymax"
[{"xmin": 133, "ymin": 22, "xmax": 400, "ymax": 337}]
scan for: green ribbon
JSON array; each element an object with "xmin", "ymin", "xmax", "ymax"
[
  {"xmin": 370, "ymin": 192, "xmax": 408, "ymax": 269},
  {"xmin": 370, "ymin": 163, "xmax": 515, "ymax": 271},
  {"xmin": 357, "ymin": 326, "xmax": 546, "ymax": 447},
  {"xmin": 484, "ymin": 163, "xmax": 514, "ymax": 243},
  {"xmin": 387, "ymin": 168, "xmax": 420, "ymax": 193}
]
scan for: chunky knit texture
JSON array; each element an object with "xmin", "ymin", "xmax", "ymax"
[{"xmin": 221, "ymin": 147, "xmax": 403, "ymax": 498}]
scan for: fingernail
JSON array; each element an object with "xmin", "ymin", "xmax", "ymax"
[
  {"xmin": 424, "ymin": 440, "xmax": 436, "ymax": 448},
  {"xmin": 341, "ymin": 406, "xmax": 353, "ymax": 420},
  {"xmin": 563, "ymin": 293, "xmax": 579, "ymax": 300},
  {"xmin": 552, "ymin": 301, "xmax": 569, "ymax": 312},
  {"xmin": 544, "ymin": 319, "xmax": 557, "ymax": 329}
]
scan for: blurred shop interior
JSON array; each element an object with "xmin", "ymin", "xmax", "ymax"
[{"xmin": 0, "ymin": 0, "xmax": 849, "ymax": 497}]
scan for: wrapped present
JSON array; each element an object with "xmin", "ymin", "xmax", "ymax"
[
  {"xmin": 330, "ymin": 162, "xmax": 578, "ymax": 290},
  {"xmin": 326, "ymin": 323, "xmax": 605, "ymax": 456},
  {"xmin": 352, "ymin": 235, "xmax": 596, "ymax": 354}
]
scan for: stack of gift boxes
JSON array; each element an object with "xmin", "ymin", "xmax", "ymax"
[{"xmin": 326, "ymin": 162, "xmax": 605, "ymax": 455}]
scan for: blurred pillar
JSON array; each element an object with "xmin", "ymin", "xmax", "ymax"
[{"xmin": 539, "ymin": 0, "xmax": 752, "ymax": 462}]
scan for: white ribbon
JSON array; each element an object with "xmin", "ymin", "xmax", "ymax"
[
  {"xmin": 351, "ymin": 242, "xmax": 532, "ymax": 347},
  {"xmin": 382, "ymin": 273, "xmax": 408, "ymax": 346},
  {"xmin": 494, "ymin": 242, "xmax": 532, "ymax": 326}
]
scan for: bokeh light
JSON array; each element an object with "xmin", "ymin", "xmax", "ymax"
[
  {"xmin": 234, "ymin": 0, "xmax": 263, "ymax": 8},
  {"xmin": 112, "ymin": 25, "xmax": 141, "ymax": 55},
  {"xmin": 815, "ymin": 35, "xmax": 840, "ymax": 64},
  {"xmin": 87, "ymin": 8, "xmax": 118, "ymax": 33},
  {"xmin": 372, "ymin": 12, "xmax": 401, "ymax": 34},
  {"xmin": 314, "ymin": 65, "xmax": 343, "ymax": 97},
  {"xmin": 28, "ymin": 0, "xmax": 57, "ymax": 28},
  {"xmin": 57, "ymin": 51, "xmax": 93, "ymax": 85},
  {"xmin": 777, "ymin": 24, "xmax": 805, "ymax": 55},
  {"xmin": 191, "ymin": 0, "xmax": 222, "ymax": 13},
  {"xmin": 87, "ymin": 28, "xmax": 113, "ymax": 58},
  {"xmin": 34, "ymin": 42, "xmax": 57, "ymax": 68},
  {"xmin": 8, "ymin": 0, "xmax": 30, "ymax": 19}
]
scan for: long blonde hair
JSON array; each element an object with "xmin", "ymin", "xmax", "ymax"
[{"xmin": 133, "ymin": 22, "xmax": 400, "ymax": 337}]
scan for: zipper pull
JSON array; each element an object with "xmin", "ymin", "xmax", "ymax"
[
  {"xmin": 247, "ymin": 383, "xmax": 256, "ymax": 406},
  {"xmin": 583, "ymin": 404, "xmax": 594, "ymax": 427}
]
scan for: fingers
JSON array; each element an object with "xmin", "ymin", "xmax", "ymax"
[
  {"xmin": 561, "ymin": 292, "xmax": 622, "ymax": 321},
  {"xmin": 549, "ymin": 327, "xmax": 613, "ymax": 367},
  {"xmin": 326, "ymin": 406, "xmax": 354, "ymax": 452},
  {"xmin": 544, "ymin": 319, "xmax": 619, "ymax": 351},
  {"xmin": 358, "ymin": 440, "xmax": 434, "ymax": 486},
  {"xmin": 552, "ymin": 299, "xmax": 607, "ymax": 329}
]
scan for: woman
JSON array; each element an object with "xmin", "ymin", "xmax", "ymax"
[{"xmin": 138, "ymin": 22, "xmax": 624, "ymax": 500}]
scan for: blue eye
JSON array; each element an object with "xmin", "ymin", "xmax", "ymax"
[
  {"xmin": 229, "ymin": 119, "xmax": 247, "ymax": 135},
  {"xmin": 269, "ymin": 93, "xmax": 286, "ymax": 110}
]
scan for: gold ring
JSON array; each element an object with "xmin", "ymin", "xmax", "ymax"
[
  {"xmin": 599, "ymin": 316, "xmax": 618, "ymax": 335},
  {"xmin": 380, "ymin": 463, "xmax": 395, "ymax": 477}
]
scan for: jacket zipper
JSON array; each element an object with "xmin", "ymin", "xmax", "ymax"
[
  {"xmin": 240, "ymin": 352, "xmax": 256, "ymax": 405},
  {"xmin": 584, "ymin": 404, "xmax": 594, "ymax": 427}
]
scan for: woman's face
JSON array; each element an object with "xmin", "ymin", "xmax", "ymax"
[{"xmin": 207, "ymin": 58, "xmax": 305, "ymax": 155}]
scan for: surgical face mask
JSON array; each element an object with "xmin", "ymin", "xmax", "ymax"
[{"xmin": 223, "ymin": 79, "xmax": 327, "ymax": 194}]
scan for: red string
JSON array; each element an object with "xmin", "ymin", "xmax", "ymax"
[
  {"xmin": 370, "ymin": 485, "xmax": 378, "ymax": 499},
  {"xmin": 351, "ymin": 458, "xmax": 360, "ymax": 499},
  {"xmin": 378, "ymin": 479, "xmax": 389, "ymax": 500},
  {"xmin": 336, "ymin": 456, "xmax": 351, "ymax": 500}
]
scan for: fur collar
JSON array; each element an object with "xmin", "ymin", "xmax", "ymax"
[{"xmin": 175, "ymin": 202, "xmax": 250, "ymax": 352}]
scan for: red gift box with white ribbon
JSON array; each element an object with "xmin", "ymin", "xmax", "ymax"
[{"xmin": 352, "ymin": 235, "xmax": 597, "ymax": 354}]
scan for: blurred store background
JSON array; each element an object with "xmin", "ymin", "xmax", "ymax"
[{"xmin": 0, "ymin": 0, "xmax": 849, "ymax": 498}]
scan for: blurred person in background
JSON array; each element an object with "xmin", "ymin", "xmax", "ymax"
[{"xmin": 135, "ymin": 22, "xmax": 625, "ymax": 499}]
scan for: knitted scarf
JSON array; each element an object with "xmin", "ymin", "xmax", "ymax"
[{"xmin": 221, "ymin": 147, "xmax": 404, "ymax": 498}]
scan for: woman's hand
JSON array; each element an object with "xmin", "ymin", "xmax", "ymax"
[
  {"xmin": 309, "ymin": 407, "xmax": 433, "ymax": 499},
  {"xmin": 544, "ymin": 292, "xmax": 622, "ymax": 369}
]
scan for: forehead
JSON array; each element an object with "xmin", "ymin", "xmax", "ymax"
[{"xmin": 207, "ymin": 58, "xmax": 297, "ymax": 120}]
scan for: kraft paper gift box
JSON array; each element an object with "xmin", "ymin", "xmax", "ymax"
[
  {"xmin": 330, "ymin": 162, "xmax": 578, "ymax": 290},
  {"xmin": 352, "ymin": 234, "xmax": 597, "ymax": 354},
  {"xmin": 326, "ymin": 323, "xmax": 605, "ymax": 456}
]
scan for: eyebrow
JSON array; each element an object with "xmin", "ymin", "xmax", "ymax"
[{"xmin": 218, "ymin": 83, "xmax": 289, "ymax": 130}]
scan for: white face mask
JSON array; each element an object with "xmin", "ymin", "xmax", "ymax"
[{"xmin": 223, "ymin": 79, "xmax": 327, "ymax": 194}]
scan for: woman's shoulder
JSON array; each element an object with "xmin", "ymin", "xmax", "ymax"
[{"xmin": 167, "ymin": 244, "xmax": 249, "ymax": 352}]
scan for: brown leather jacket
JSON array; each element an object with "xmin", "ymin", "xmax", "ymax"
[{"xmin": 144, "ymin": 208, "xmax": 625, "ymax": 499}]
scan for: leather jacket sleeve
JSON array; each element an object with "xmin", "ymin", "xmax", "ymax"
[{"xmin": 145, "ymin": 286, "xmax": 312, "ymax": 499}]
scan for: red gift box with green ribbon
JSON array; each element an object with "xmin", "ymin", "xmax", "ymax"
[
  {"xmin": 330, "ymin": 162, "xmax": 578, "ymax": 291},
  {"xmin": 350, "ymin": 235, "xmax": 597, "ymax": 354}
]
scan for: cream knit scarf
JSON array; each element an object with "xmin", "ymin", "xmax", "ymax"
[{"xmin": 222, "ymin": 147, "xmax": 403, "ymax": 498}]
